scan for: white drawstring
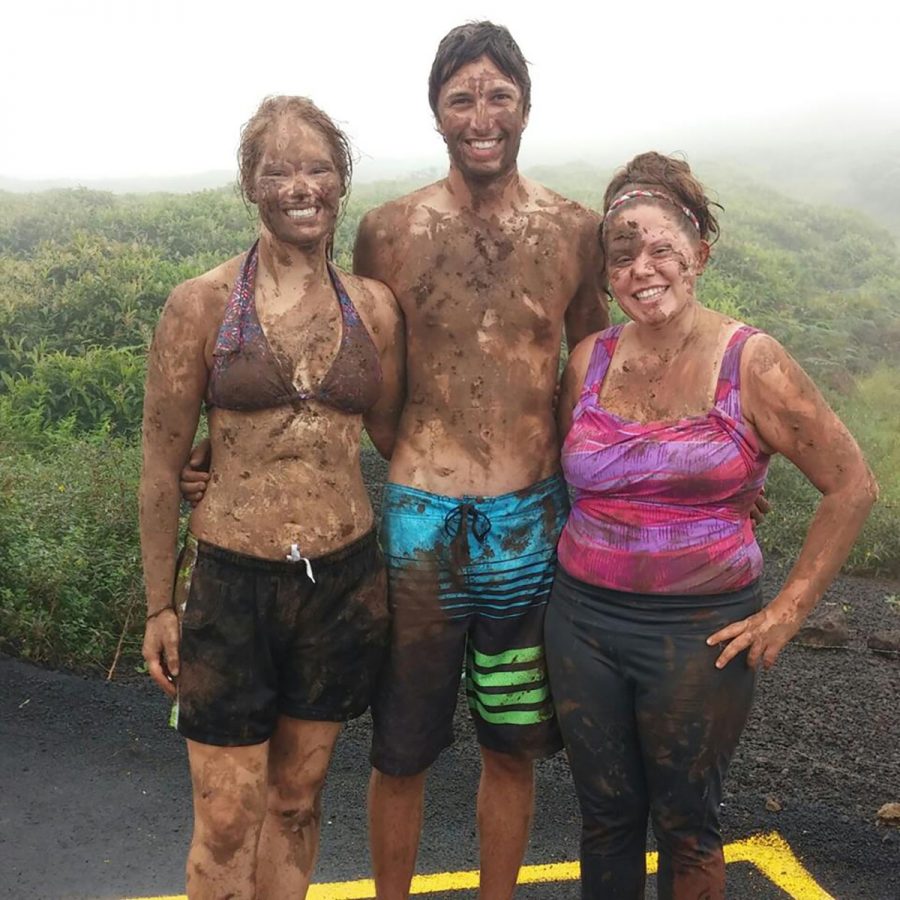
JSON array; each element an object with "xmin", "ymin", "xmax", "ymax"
[{"xmin": 286, "ymin": 543, "xmax": 316, "ymax": 583}]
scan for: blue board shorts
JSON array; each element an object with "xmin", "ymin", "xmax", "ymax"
[{"xmin": 371, "ymin": 473, "xmax": 569, "ymax": 776}]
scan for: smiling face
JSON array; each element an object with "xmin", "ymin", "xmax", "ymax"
[
  {"xmin": 435, "ymin": 55, "xmax": 527, "ymax": 183},
  {"xmin": 604, "ymin": 202, "xmax": 709, "ymax": 328},
  {"xmin": 250, "ymin": 116, "xmax": 342, "ymax": 249}
]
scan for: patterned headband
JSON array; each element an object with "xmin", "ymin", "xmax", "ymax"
[{"xmin": 604, "ymin": 189, "xmax": 702, "ymax": 235}]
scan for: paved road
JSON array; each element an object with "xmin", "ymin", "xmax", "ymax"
[{"xmin": 1, "ymin": 654, "xmax": 896, "ymax": 900}]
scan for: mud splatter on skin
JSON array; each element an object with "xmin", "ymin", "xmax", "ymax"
[
  {"xmin": 174, "ymin": 121, "xmax": 391, "ymax": 561},
  {"xmin": 437, "ymin": 57, "xmax": 528, "ymax": 188},
  {"xmin": 594, "ymin": 204, "xmax": 741, "ymax": 425},
  {"xmin": 357, "ymin": 174, "xmax": 605, "ymax": 495},
  {"xmin": 190, "ymin": 754, "xmax": 267, "ymax": 868},
  {"xmin": 253, "ymin": 118, "xmax": 343, "ymax": 257}
]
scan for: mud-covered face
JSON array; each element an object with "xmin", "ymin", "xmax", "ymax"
[
  {"xmin": 250, "ymin": 117, "xmax": 342, "ymax": 249},
  {"xmin": 435, "ymin": 55, "xmax": 528, "ymax": 183},
  {"xmin": 604, "ymin": 203, "xmax": 709, "ymax": 327}
]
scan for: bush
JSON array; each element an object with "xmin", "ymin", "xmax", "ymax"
[
  {"xmin": 0, "ymin": 233, "xmax": 200, "ymax": 373},
  {"xmin": 0, "ymin": 346, "xmax": 146, "ymax": 446},
  {"xmin": 0, "ymin": 435, "xmax": 144, "ymax": 671}
]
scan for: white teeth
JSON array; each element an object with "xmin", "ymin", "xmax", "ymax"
[
  {"xmin": 635, "ymin": 287, "xmax": 666, "ymax": 300},
  {"xmin": 286, "ymin": 208, "xmax": 316, "ymax": 220},
  {"xmin": 470, "ymin": 139, "xmax": 500, "ymax": 149}
]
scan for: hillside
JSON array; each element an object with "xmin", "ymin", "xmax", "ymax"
[{"xmin": 0, "ymin": 168, "xmax": 898, "ymax": 673}]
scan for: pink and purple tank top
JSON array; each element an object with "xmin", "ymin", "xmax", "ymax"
[{"xmin": 558, "ymin": 324, "xmax": 769, "ymax": 595}]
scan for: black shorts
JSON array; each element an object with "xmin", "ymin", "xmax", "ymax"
[{"xmin": 174, "ymin": 530, "xmax": 389, "ymax": 746}]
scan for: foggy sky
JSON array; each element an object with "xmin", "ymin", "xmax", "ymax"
[{"xmin": 2, "ymin": 0, "xmax": 896, "ymax": 181}]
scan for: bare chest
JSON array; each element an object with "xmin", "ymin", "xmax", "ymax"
[
  {"xmin": 599, "ymin": 347, "xmax": 726, "ymax": 423},
  {"xmin": 395, "ymin": 220, "xmax": 577, "ymax": 346}
]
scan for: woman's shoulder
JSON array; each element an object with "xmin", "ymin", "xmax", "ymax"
[
  {"xmin": 739, "ymin": 329, "xmax": 793, "ymax": 376},
  {"xmin": 164, "ymin": 255, "xmax": 243, "ymax": 319},
  {"xmin": 576, "ymin": 323, "xmax": 626, "ymax": 354},
  {"xmin": 154, "ymin": 255, "xmax": 244, "ymax": 350},
  {"xmin": 566, "ymin": 324, "xmax": 623, "ymax": 379}
]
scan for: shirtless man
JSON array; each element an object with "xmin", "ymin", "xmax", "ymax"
[
  {"xmin": 181, "ymin": 23, "xmax": 607, "ymax": 898},
  {"xmin": 356, "ymin": 23, "xmax": 607, "ymax": 900}
]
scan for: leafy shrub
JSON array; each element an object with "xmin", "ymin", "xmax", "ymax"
[
  {"xmin": 0, "ymin": 346, "xmax": 146, "ymax": 446},
  {"xmin": 0, "ymin": 436, "xmax": 144, "ymax": 671},
  {"xmin": 0, "ymin": 233, "xmax": 201, "ymax": 374}
]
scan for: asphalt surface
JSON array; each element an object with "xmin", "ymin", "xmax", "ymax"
[
  {"xmin": 1, "ymin": 637, "xmax": 898, "ymax": 900},
  {"xmin": 2, "ymin": 453, "xmax": 898, "ymax": 898}
]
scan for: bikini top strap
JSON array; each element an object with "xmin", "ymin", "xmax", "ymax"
[
  {"xmin": 572, "ymin": 324, "xmax": 625, "ymax": 419},
  {"xmin": 328, "ymin": 262, "xmax": 361, "ymax": 328},
  {"xmin": 213, "ymin": 242, "xmax": 260, "ymax": 358},
  {"xmin": 714, "ymin": 325, "xmax": 761, "ymax": 419}
]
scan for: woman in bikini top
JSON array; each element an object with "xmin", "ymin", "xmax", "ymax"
[{"xmin": 139, "ymin": 97, "xmax": 404, "ymax": 897}]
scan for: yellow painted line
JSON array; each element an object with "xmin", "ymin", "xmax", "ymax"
[
  {"xmin": 725, "ymin": 832, "xmax": 835, "ymax": 900},
  {"xmin": 126, "ymin": 830, "xmax": 832, "ymax": 900}
]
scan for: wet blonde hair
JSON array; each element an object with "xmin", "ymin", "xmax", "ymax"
[{"xmin": 237, "ymin": 96, "xmax": 353, "ymax": 213}]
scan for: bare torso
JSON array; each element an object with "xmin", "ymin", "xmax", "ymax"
[
  {"xmin": 357, "ymin": 175, "xmax": 604, "ymax": 495},
  {"xmin": 185, "ymin": 254, "xmax": 381, "ymax": 559}
]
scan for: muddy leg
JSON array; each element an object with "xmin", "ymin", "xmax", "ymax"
[
  {"xmin": 186, "ymin": 739, "xmax": 268, "ymax": 900},
  {"xmin": 369, "ymin": 768, "xmax": 427, "ymax": 899},
  {"xmin": 638, "ymin": 631, "xmax": 756, "ymax": 900},
  {"xmin": 544, "ymin": 578, "xmax": 649, "ymax": 898},
  {"xmin": 476, "ymin": 747, "xmax": 534, "ymax": 900},
  {"xmin": 256, "ymin": 716, "xmax": 342, "ymax": 899}
]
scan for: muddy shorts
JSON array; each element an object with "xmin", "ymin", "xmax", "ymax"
[
  {"xmin": 173, "ymin": 530, "xmax": 389, "ymax": 746},
  {"xmin": 371, "ymin": 474, "xmax": 569, "ymax": 776}
]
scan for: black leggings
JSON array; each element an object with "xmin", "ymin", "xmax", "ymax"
[{"xmin": 544, "ymin": 566, "xmax": 761, "ymax": 900}]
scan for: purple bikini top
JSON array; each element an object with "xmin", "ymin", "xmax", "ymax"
[{"xmin": 207, "ymin": 242, "xmax": 382, "ymax": 415}]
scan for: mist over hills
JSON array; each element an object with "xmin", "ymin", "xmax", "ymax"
[
  {"xmin": 0, "ymin": 170, "xmax": 238, "ymax": 195},
  {"xmin": 4, "ymin": 107, "xmax": 897, "ymax": 234}
]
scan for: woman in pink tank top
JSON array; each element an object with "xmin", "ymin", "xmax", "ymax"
[{"xmin": 544, "ymin": 153, "xmax": 877, "ymax": 899}]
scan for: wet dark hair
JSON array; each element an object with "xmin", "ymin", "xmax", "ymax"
[
  {"xmin": 428, "ymin": 22, "xmax": 531, "ymax": 117},
  {"xmin": 237, "ymin": 96, "xmax": 353, "ymax": 214},
  {"xmin": 602, "ymin": 152, "xmax": 721, "ymax": 243}
]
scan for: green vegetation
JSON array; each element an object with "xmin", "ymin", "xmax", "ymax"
[
  {"xmin": 0, "ymin": 436, "xmax": 142, "ymax": 670},
  {"xmin": 1, "ymin": 165, "xmax": 898, "ymax": 673}
]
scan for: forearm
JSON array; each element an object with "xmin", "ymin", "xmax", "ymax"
[
  {"xmin": 139, "ymin": 464, "xmax": 184, "ymax": 616},
  {"xmin": 770, "ymin": 473, "xmax": 877, "ymax": 622}
]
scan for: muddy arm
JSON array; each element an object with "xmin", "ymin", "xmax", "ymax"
[
  {"xmin": 556, "ymin": 333, "xmax": 599, "ymax": 445},
  {"xmin": 564, "ymin": 213, "xmax": 609, "ymax": 350},
  {"xmin": 709, "ymin": 335, "xmax": 878, "ymax": 669},
  {"xmin": 139, "ymin": 284, "xmax": 210, "ymax": 694},
  {"xmin": 363, "ymin": 281, "xmax": 406, "ymax": 460}
]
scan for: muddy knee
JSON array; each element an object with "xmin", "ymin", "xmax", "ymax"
[
  {"xmin": 269, "ymin": 790, "xmax": 323, "ymax": 834},
  {"xmin": 196, "ymin": 796, "xmax": 266, "ymax": 865}
]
